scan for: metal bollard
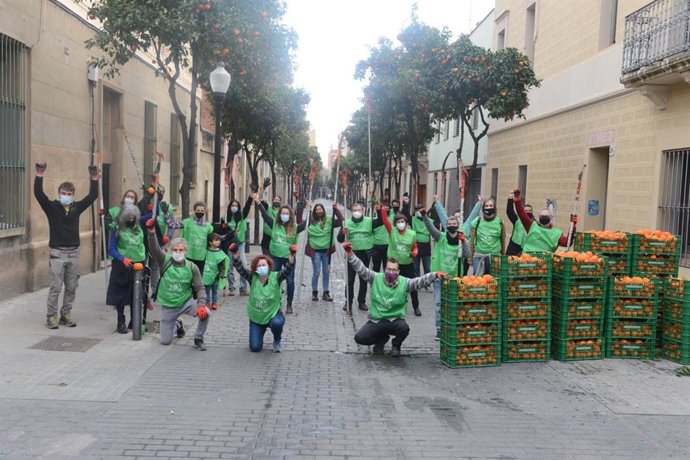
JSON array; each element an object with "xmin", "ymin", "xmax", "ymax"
[{"xmin": 132, "ymin": 263, "xmax": 144, "ymax": 340}]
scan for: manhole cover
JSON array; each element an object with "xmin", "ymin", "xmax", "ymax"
[{"xmin": 30, "ymin": 336, "xmax": 102, "ymax": 352}]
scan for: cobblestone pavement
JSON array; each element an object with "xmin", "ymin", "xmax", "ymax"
[{"xmin": 1, "ymin": 200, "xmax": 689, "ymax": 459}]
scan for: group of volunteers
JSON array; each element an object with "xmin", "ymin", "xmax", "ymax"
[{"xmin": 34, "ymin": 162, "xmax": 577, "ymax": 357}]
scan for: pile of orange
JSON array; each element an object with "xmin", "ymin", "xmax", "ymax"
[
  {"xmin": 587, "ymin": 230, "xmax": 627, "ymax": 240},
  {"xmin": 557, "ymin": 251, "xmax": 602, "ymax": 263},
  {"xmin": 459, "ymin": 274, "xmax": 494, "ymax": 285},
  {"xmin": 636, "ymin": 229, "xmax": 675, "ymax": 241}
]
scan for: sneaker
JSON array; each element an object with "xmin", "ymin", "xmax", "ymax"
[
  {"xmin": 343, "ymin": 302, "xmax": 352, "ymax": 312},
  {"xmin": 273, "ymin": 341, "xmax": 282, "ymax": 353},
  {"xmin": 209, "ymin": 303, "xmax": 218, "ymax": 311},
  {"xmin": 228, "ymin": 289, "xmax": 236, "ymax": 297},
  {"xmin": 413, "ymin": 306, "xmax": 422, "ymax": 317},
  {"xmin": 194, "ymin": 338, "xmax": 207, "ymax": 351},
  {"xmin": 59, "ymin": 313, "xmax": 76, "ymax": 327},
  {"xmin": 286, "ymin": 304, "xmax": 293, "ymax": 315},
  {"xmin": 176, "ymin": 319, "xmax": 185, "ymax": 339},
  {"xmin": 117, "ymin": 321, "xmax": 128, "ymax": 334},
  {"xmin": 322, "ymin": 292, "xmax": 333, "ymax": 302},
  {"xmin": 357, "ymin": 302, "xmax": 368, "ymax": 311},
  {"xmin": 240, "ymin": 290, "xmax": 249, "ymax": 297},
  {"xmin": 372, "ymin": 341, "xmax": 386, "ymax": 354},
  {"xmin": 46, "ymin": 314, "xmax": 59, "ymax": 330},
  {"xmin": 390, "ymin": 346, "xmax": 401, "ymax": 358},
  {"xmin": 312, "ymin": 291, "xmax": 319, "ymax": 301}
]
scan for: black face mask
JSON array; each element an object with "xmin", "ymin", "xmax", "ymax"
[
  {"xmin": 392, "ymin": 206, "xmax": 400, "ymax": 213},
  {"xmin": 483, "ymin": 208, "xmax": 495, "ymax": 217},
  {"xmin": 539, "ymin": 215, "xmax": 551, "ymax": 226},
  {"xmin": 126, "ymin": 220, "xmax": 137, "ymax": 228},
  {"xmin": 447, "ymin": 226, "xmax": 459, "ymax": 234},
  {"xmin": 195, "ymin": 212, "xmax": 205, "ymax": 220},
  {"xmin": 526, "ymin": 212, "xmax": 534, "ymax": 220},
  {"xmin": 272, "ymin": 202, "xmax": 281, "ymax": 209}
]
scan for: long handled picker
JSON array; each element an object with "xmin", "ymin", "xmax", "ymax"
[
  {"xmin": 457, "ymin": 159, "xmax": 469, "ymax": 275},
  {"xmin": 567, "ymin": 164, "xmax": 587, "ymax": 249},
  {"xmin": 297, "ymin": 161, "xmax": 318, "ymax": 297}
]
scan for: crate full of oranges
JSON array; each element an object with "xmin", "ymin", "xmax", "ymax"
[
  {"xmin": 553, "ymin": 252, "xmax": 606, "ymax": 278},
  {"xmin": 632, "ymin": 230, "xmax": 679, "ymax": 255},
  {"xmin": 441, "ymin": 275, "xmax": 499, "ymax": 301},
  {"xmin": 552, "ymin": 338, "xmax": 603, "ymax": 361},
  {"xmin": 492, "ymin": 253, "xmax": 551, "ymax": 278},
  {"xmin": 575, "ymin": 231, "xmax": 629, "ymax": 254},
  {"xmin": 440, "ymin": 341, "xmax": 501, "ymax": 368},
  {"xmin": 610, "ymin": 276, "xmax": 656, "ymax": 298}
]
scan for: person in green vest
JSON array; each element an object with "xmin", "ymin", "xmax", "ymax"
[
  {"xmin": 225, "ymin": 196, "xmax": 253, "ymax": 296},
  {"xmin": 337, "ymin": 201, "xmax": 385, "ymax": 314},
  {"xmin": 431, "ymin": 194, "xmax": 482, "ymax": 278},
  {"xmin": 343, "ymin": 242, "xmax": 444, "ymax": 357},
  {"xmin": 506, "ymin": 194, "xmax": 533, "ymax": 256},
  {"xmin": 381, "ymin": 205, "xmax": 422, "ymax": 317},
  {"xmin": 255, "ymin": 192, "xmax": 307, "ymax": 315},
  {"xmin": 421, "ymin": 210, "xmax": 469, "ymax": 338},
  {"xmin": 106, "ymin": 204, "xmax": 149, "ymax": 334},
  {"xmin": 260, "ymin": 192, "xmax": 281, "ymax": 256},
  {"xmin": 371, "ymin": 197, "xmax": 408, "ymax": 272},
  {"xmin": 145, "ymin": 219, "xmax": 210, "ymax": 351},
  {"xmin": 513, "ymin": 189, "xmax": 577, "ymax": 253},
  {"xmin": 305, "ymin": 201, "xmax": 344, "ymax": 302},
  {"xmin": 411, "ymin": 203, "xmax": 432, "ymax": 290},
  {"xmin": 229, "ymin": 242, "xmax": 297, "ymax": 353},
  {"xmin": 202, "ymin": 233, "xmax": 230, "ymax": 311},
  {"xmin": 168, "ymin": 201, "xmax": 214, "ymax": 275},
  {"xmin": 469, "ymin": 198, "xmax": 505, "ymax": 276},
  {"xmin": 106, "ymin": 189, "xmax": 139, "ymax": 230}
]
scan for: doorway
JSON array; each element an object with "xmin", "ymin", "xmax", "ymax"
[
  {"xmin": 102, "ymin": 88, "xmax": 122, "ymax": 208},
  {"xmin": 585, "ymin": 147, "xmax": 610, "ymax": 230}
]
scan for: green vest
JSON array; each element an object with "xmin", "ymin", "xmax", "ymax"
[
  {"xmin": 229, "ymin": 217, "xmax": 247, "ymax": 243},
  {"xmin": 307, "ymin": 217, "xmax": 333, "ymax": 250},
  {"xmin": 181, "ymin": 219, "xmax": 213, "ymax": 261},
  {"xmin": 202, "ymin": 249, "xmax": 229, "ymax": 285},
  {"xmin": 431, "ymin": 234, "xmax": 459, "ymax": 276},
  {"xmin": 387, "ymin": 228, "xmax": 416, "ymax": 265},
  {"xmin": 247, "ymin": 272, "xmax": 282, "ymax": 325},
  {"xmin": 370, "ymin": 273, "xmax": 409, "ymax": 320},
  {"xmin": 472, "ymin": 216, "xmax": 502, "ymax": 255},
  {"xmin": 156, "ymin": 213, "xmax": 167, "ymax": 236},
  {"xmin": 269, "ymin": 223, "xmax": 297, "ymax": 258},
  {"xmin": 263, "ymin": 206, "xmax": 277, "ymax": 237},
  {"xmin": 117, "ymin": 227, "xmax": 146, "ymax": 262},
  {"xmin": 522, "ymin": 224, "xmax": 562, "ymax": 253},
  {"xmin": 108, "ymin": 206, "xmax": 120, "ymax": 229},
  {"xmin": 511, "ymin": 219, "xmax": 527, "ymax": 246},
  {"xmin": 373, "ymin": 210, "xmax": 394, "ymax": 246},
  {"xmin": 344, "ymin": 217, "xmax": 374, "ymax": 251},
  {"xmin": 411, "ymin": 217, "xmax": 430, "ymax": 243},
  {"xmin": 157, "ymin": 255, "xmax": 194, "ymax": 308}
]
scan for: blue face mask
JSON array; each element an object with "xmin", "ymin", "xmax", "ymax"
[
  {"xmin": 59, "ymin": 194, "xmax": 73, "ymax": 206},
  {"xmin": 256, "ymin": 266, "xmax": 269, "ymax": 277},
  {"xmin": 280, "ymin": 214, "xmax": 290, "ymax": 223}
]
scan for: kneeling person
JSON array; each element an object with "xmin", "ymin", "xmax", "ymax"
[
  {"xmin": 343, "ymin": 242, "xmax": 444, "ymax": 357},
  {"xmin": 146, "ymin": 219, "xmax": 210, "ymax": 351}
]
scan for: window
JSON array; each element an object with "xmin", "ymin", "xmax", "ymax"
[
  {"xmin": 0, "ymin": 35, "xmax": 28, "ymax": 233},
  {"xmin": 599, "ymin": 0, "xmax": 618, "ymax": 49},
  {"xmin": 658, "ymin": 149, "xmax": 690, "ymax": 267},
  {"xmin": 453, "ymin": 119, "xmax": 460, "ymax": 137},
  {"xmin": 443, "ymin": 120, "xmax": 450, "ymax": 141},
  {"xmin": 518, "ymin": 165, "xmax": 528, "ymax": 201},
  {"xmin": 170, "ymin": 114, "xmax": 181, "ymax": 205},
  {"xmin": 144, "ymin": 101, "xmax": 157, "ymax": 182},
  {"xmin": 201, "ymin": 128, "xmax": 214, "ymax": 153},
  {"xmin": 491, "ymin": 168, "xmax": 499, "ymax": 200},
  {"xmin": 472, "ymin": 108, "xmax": 479, "ymax": 131},
  {"xmin": 435, "ymin": 120, "xmax": 441, "ymax": 144},
  {"xmin": 497, "ymin": 29, "xmax": 506, "ymax": 50},
  {"xmin": 524, "ymin": 2, "xmax": 536, "ymax": 62}
]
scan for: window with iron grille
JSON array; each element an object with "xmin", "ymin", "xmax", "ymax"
[
  {"xmin": 144, "ymin": 101, "xmax": 157, "ymax": 183},
  {"xmin": 170, "ymin": 113, "xmax": 181, "ymax": 206},
  {"xmin": 0, "ymin": 35, "xmax": 28, "ymax": 233},
  {"xmin": 435, "ymin": 119, "xmax": 441, "ymax": 144},
  {"xmin": 658, "ymin": 148, "xmax": 690, "ymax": 267},
  {"xmin": 443, "ymin": 120, "xmax": 450, "ymax": 141},
  {"xmin": 453, "ymin": 119, "xmax": 460, "ymax": 137},
  {"xmin": 472, "ymin": 107, "xmax": 479, "ymax": 131}
]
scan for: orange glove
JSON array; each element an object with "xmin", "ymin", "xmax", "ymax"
[
  {"xmin": 195, "ymin": 305, "xmax": 210, "ymax": 320},
  {"xmin": 122, "ymin": 257, "xmax": 133, "ymax": 268},
  {"xmin": 161, "ymin": 235, "xmax": 170, "ymax": 245},
  {"xmin": 97, "ymin": 208, "xmax": 105, "ymax": 216},
  {"xmin": 459, "ymin": 232, "xmax": 466, "ymax": 242},
  {"xmin": 342, "ymin": 242, "xmax": 353, "ymax": 254},
  {"xmin": 229, "ymin": 243, "xmax": 239, "ymax": 254},
  {"xmin": 570, "ymin": 214, "xmax": 579, "ymax": 224},
  {"xmin": 410, "ymin": 246, "xmax": 418, "ymax": 258},
  {"xmin": 435, "ymin": 272, "xmax": 448, "ymax": 279},
  {"xmin": 145, "ymin": 218, "xmax": 155, "ymax": 229},
  {"xmin": 289, "ymin": 244, "xmax": 298, "ymax": 255}
]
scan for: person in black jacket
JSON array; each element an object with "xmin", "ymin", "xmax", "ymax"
[{"xmin": 33, "ymin": 162, "xmax": 99, "ymax": 329}]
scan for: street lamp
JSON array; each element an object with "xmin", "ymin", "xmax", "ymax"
[{"xmin": 209, "ymin": 62, "xmax": 231, "ymax": 224}]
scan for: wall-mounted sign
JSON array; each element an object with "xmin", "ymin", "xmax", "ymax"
[{"xmin": 588, "ymin": 200, "xmax": 600, "ymax": 216}]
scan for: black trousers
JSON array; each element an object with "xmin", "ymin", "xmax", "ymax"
[
  {"xmin": 506, "ymin": 240, "xmax": 523, "ymax": 256},
  {"xmin": 261, "ymin": 234, "xmax": 271, "ymax": 256},
  {"xmin": 399, "ymin": 263, "xmax": 419, "ymax": 309},
  {"xmin": 355, "ymin": 318, "xmax": 410, "ymax": 348},
  {"xmin": 346, "ymin": 249, "xmax": 370, "ymax": 306},
  {"xmin": 189, "ymin": 258, "xmax": 205, "ymax": 277},
  {"xmin": 371, "ymin": 245, "xmax": 388, "ymax": 272}
]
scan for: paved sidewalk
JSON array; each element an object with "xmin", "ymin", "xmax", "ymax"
[{"xmin": 0, "ymin": 199, "xmax": 689, "ymax": 459}]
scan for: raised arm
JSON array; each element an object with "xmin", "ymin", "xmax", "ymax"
[
  {"xmin": 381, "ymin": 207, "xmax": 392, "ymax": 234},
  {"xmin": 513, "ymin": 193, "xmax": 533, "ymax": 232},
  {"xmin": 423, "ymin": 213, "xmax": 442, "ymax": 241},
  {"xmin": 332, "ymin": 205, "xmax": 344, "ymax": 228},
  {"xmin": 406, "ymin": 272, "xmax": 437, "ymax": 292},
  {"xmin": 146, "ymin": 230, "xmax": 166, "ymax": 267},
  {"xmin": 232, "ymin": 254, "xmax": 253, "ymax": 282},
  {"xmin": 33, "ymin": 175, "xmax": 51, "ymax": 212},
  {"xmin": 463, "ymin": 200, "xmax": 482, "ymax": 236},
  {"xmin": 346, "ymin": 252, "xmax": 377, "ymax": 284},
  {"xmin": 242, "ymin": 195, "xmax": 253, "ymax": 218},
  {"xmin": 75, "ymin": 177, "xmax": 99, "ymax": 214},
  {"xmin": 256, "ymin": 200, "xmax": 274, "ymax": 227},
  {"xmin": 433, "ymin": 200, "xmax": 449, "ymax": 229},
  {"xmin": 506, "ymin": 197, "xmax": 518, "ymax": 224}
]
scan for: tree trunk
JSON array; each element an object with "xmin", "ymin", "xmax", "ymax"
[{"xmin": 176, "ymin": 66, "xmax": 198, "ymax": 219}]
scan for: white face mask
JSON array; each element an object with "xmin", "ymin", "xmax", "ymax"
[
  {"xmin": 352, "ymin": 211, "xmax": 363, "ymax": 219},
  {"xmin": 230, "ymin": 206, "xmax": 239, "ymax": 213},
  {"xmin": 124, "ymin": 197, "xmax": 135, "ymax": 205},
  {"xmin": 396, "ymin": 222, "xmax": 406, "ymax": 231},
  {"xmin": 171, "ymin": 252, "xmax": 185, "ymax": 263},
  {"xmin": 59, "ymin": 194, "xmax": 73, "ymax": 206},
  {"xmin": 280, "ymin": 214, "xmax": 290, "ymax": 223}
]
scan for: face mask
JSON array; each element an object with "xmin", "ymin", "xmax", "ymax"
[
  {"xmin": 171, "ymin": 252, "xmax": 185, "ymax": 263},
  {"xmin": 415, "ymin": 211, "xmax": 422, "ymax": 218},
  {"xmin": 384, "ymin": 271, "xmax": 399, "ymax": 284},
  {"xmin": 230, "ymin": 206, "xmax": 239, "ymax": 213},
  {"xmin": 539, "ymin": 215, "xmax": 551, "ymax": 226},
  {"xmin": 280, "ymin": 214, "xmax": 290, "ymax": 223},
  {"xmin": 396, "ymin": 222, "xmax": 406, "ymax": 231},
  {"xmin": 124, "ymin": 197, "xmax": 135, "ymax": 205},
  {"xmin": 126, "ymin": 220, "xmax": 137, "ymax": 228},
  {"xmin": 527, "ymin": 212, "xmax": 534, "ymax": 220},
  {"xmin": 483, "ymin": 208, "xmax": 495, "ymax": 217},
  {"xmin": 447, "ymin": 226, "xmax": 459, "ymax": 234},
  {"xmin": 352, "ymin": 211, "xmax": 363, "ymax": 220},
  {"xmin": 272, "ymin": 202, "xmax": 281, "ymax": 209},
  {"xmin": 256, "ymin": 266, "xmax": 269, "ymax": 277},
  {"xmin": 59, "ymin": 194, "xmax": 73, "ymax": 206},
  {"xmin": 195, "ymin": 212, "xmax": 205, "ymax": 220},
  {"xmin": 392, "ymin": 206, "xmax": 400, "ymax": 213}
]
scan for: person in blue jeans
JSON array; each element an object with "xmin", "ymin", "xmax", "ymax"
[
  {"xmin": 305, "ymin": 201, "xmax": 344, "ymax": 302},
  {"xmin": 230, "ymin": 241, "xmax": 297, "ymax": 352}
]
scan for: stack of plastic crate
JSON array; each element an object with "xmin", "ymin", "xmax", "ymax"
[
  {"xmin": 605, "ymin": 276, "xmax": 658, "ymax": 359},
  {"xmin": 574, "ymin": 231, "xmax": 631, "ymax": 276},
  {"xmin": 493, "ymin": 254, "xmax": 551, "ymax": 363},
  {"xmin": 550, "ymin": 253, "xmax": 607, "ymax": 361},
  {"xmin": 439, "ymin": 276, "xmax": 501, "ymax": 368},
  {"xmin": 661, "ymin": 278, "xmax": 690, "ymax": 365}
]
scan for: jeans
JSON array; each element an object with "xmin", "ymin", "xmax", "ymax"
[
  {"xmin": 434, "ymin": 279, "xmax": 442, "ymax": 333},
  {"xmin": 274, "ymin": 257, "xmax": 295, "ymax": 304},
  {"xmin": 355, "ymin": 318, "xmax": 410, "ymax": 349},
  {"xmin": 159, "ymin": 298, "xmax": 209, "ymax": 345},
  {"xmin": 346, "ymin": 249, "xmax": 370, "ymax": 305},
  {"xmin": 249, "ymin": 311, "xmax": 285, "ymax": 352},
  {"xmin": 205, "ymin": 280, "xmax": 218, "ymax": 305},
  {"xmin": 227, "ymin": 242, "xmax": 248, "ymax": 292},
  {"xmin": 47, "ymin": 247, "xmax": 80, "ymax": 317},
  {"xmin": 399, "ymin": 263, "xmax": 419, "ymax": 309},
  {"xmin": 413, "ymin": 254, "xmax": 431, "ymax": 278},
  {"xmin": 311, "ymin": 251, "xmax": 330, "ymax": 292}
]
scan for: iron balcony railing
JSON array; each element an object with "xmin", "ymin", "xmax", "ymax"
[{"xmin": 622, "ymin": 0, "xmax": 690, "ymax": 74}]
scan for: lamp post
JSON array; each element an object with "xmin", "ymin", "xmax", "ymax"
[{"xmin": 209, "ymin": 62, "xmax": 231, "ymax": 224}]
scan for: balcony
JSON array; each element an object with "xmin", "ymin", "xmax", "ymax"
[{"xmin": 621, "ymin": 0, "xmax": 690, "ymax": 109}]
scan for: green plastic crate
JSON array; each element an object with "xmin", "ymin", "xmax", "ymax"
[
  {"xmin": 502, "ymin": 340, "xmax": 550, "ymax": 362},
  {"xmin": 664, "ymin": 278, "xmax": 690, "ymax": 303},
  {"xmin": 608, "ymin": 277, "xmax": 658, "ymax": 299},
  {"xmin": 606, "ymin": 318, "xmax": 657, "ymax": 339},
  {"xmin": 574, "ymin": 232, "xmax": 630, "ymax": 254},
  {"xmin": 662, "ymin": 337, "xmax": 690, "ymax": 364},
  {"xmin": 504, "ymin": 299, "xmax": 551, "ymax": 319},
  {"xmin": 503, "ymin": 318, "xmax": 550, "ymax": 341},
  {"xmin": 606, "ymin": 337, "xmax": 656, "ymax": 359},
  {"xmin": 503, "ymin": 279, "xmax": 551, "ymax": 299},
  {"xmin": 491, "ymin": 253, "xmax": 552, "ymax": 278},
  {"xmin": 662, "ymin": 318, "xmax": 690, "ymax": 342},
  {"xmin": 604, "ymin": 253, "xmax": 632, "ymax": 276},
  {"xmin": 630, "ymin": 233, "xmax": 681, "ymax": 256},
  {"xmin": 440, "ymin": 277, "xmax": 500, "ymax": 301},
  {"xmin": 440, "ymin": 320, "xmax": 501, "ymax": 345},
  {"xmin": 552, "ymin": 253, "xmax": 607, "ymax": 278},
  {"xmin": 552, "ymin": 337, "xmax": 604, "ymax": 361},
  {"xmin": 552, "ymin": 296, "xmax": 605, "ymax": 319},
  {"xmin": 632, "ymin": 254, "xmax": 680, "ymax": 277},
  {"xmin": 440, "ymin": 300, "xmax": 502, "ymax": 323},
  {"xmin": 440, "ymin": 340, "xmax": 501, "ymax": 368},
  {"xmin": 552, "ymin": 315, "xmax": 603, "ymax": 339},
  {"xmin": 607, "ymin": 296, "xmax": 658, "ymax": 319},
  {"xmin": 553, "ymin": 276, "xmax": 606, "ymax": 299},
  {"xmin": 663, "ymin": 297, "xmax": 690, "ymax": 322}
]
